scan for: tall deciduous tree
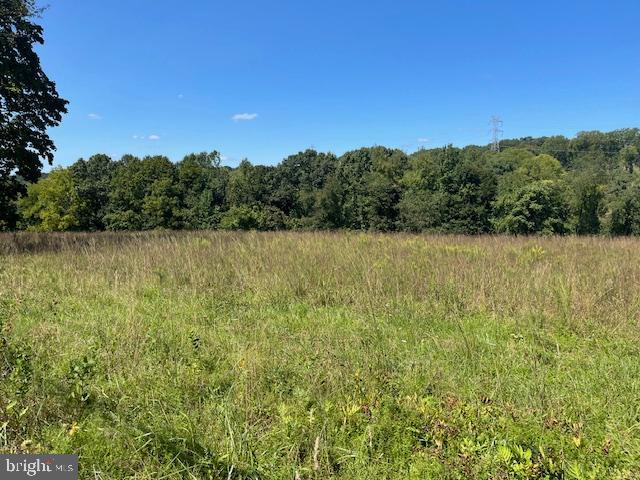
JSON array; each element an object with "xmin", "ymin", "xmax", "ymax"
[
  {"xmin": 226, "ymin": 159, "xmax": 269, "ymax": 207},
  {"xmin": 71, "ymin": 154, "xmax": 115, "ymax": 231},
  {"xmin": 17, "ymin": 168, "xmax": 83, "ymax": 231},
  {"xmin": 605, "ymin": 175, "xmax": 640, "ymax": 235},
  {"xmin": 269, "ymin": 149, "xmax": 337, "ymax": 221},
  {"xmin": 400, "ymin": 147, "xmax": 496, "ymax": 233},
  {"xmin": 491, "ymin": 153, "xmax": 571, "ymax": 234},
  {"xmin": 335, "ymin": 147, "xmax": 408, "ymax": 231},
  {"xmin": 105, "ymin": 155, "xmax": 178, "ymax": 230},
  {"xmin": 176, "ymin": 151, "xmax": 228, "ymax": 228},
  {"xmin": 0, "ymin": 0, "xmax": 68, "ymax": 229},
  {"xmin": 619, "ymin": 145, "xmax": 639, "ymax": 174},
  {"xmin": 570, "ymin": 170, "xmax": 604, "ymax": 235}
]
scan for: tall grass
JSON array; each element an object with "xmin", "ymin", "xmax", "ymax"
[{"xmin": 1, "ymin": 232, "xmax": 639, "ymax": 478}]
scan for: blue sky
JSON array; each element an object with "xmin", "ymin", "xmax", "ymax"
[{"xmin": 38, "ymin": 0, "xmax": 640, "ymax": 168}]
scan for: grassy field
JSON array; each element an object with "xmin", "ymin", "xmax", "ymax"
[{"xmin": 1, "ymin": 231, "xmax": 639, "ymax": 479}]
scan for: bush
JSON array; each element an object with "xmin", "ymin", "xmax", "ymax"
[{"xmin": 219, "ymin": 205, "xmax": 288, "ymax": 230}]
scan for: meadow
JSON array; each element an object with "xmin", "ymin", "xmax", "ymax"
[{"xmin": 1, "ymin": 231, "xmax": 639, "ymax": 479}]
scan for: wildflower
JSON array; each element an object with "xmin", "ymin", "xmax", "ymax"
[{"xmin": 68, "ymin": 422, "xmax": 79, "ymax": 436}]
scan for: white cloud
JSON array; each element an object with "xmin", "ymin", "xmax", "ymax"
[
  {"xmin": 220, "ymin": 154, "xmax": 229, "ymax": 162},
  {"xmin": 417, "ymin": 137, "xmax": 430, "ymax": 143},
  {"xmin": 88, "ymin": 113, "xmax": 102, "ymax": 120},
  {"xmin": 132, "ymin": 134, "xmax": 161, "ymax": 140},
  {"xmin": 178, "ymin": 94, "xmax": 184, "ymax": 99},
  {"xmin": 232, "ymin": 112, "xmax": 258, "ymax": 122}
]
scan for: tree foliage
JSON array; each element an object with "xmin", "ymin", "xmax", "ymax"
[
  {"xmin": 492, "ymin": 180, "xmax": 570, "ymax": 235},
  {"xmin": 17, "ymin": 168, "xmax": 82, "ymax": 231},
  {"xmin": 0, "ymin": 0, "xmax": 68, "ymax": 229},
  {"xmin": 400, "ymin": 147, "xmax": 496, "ymax": 233},
  {"xmin": 70, "ymin": 154, "xmax": 115, "ymax": 231},
  {"xmin": 10, "ymin": 128, "xmax": 640, "ymax": 236}
]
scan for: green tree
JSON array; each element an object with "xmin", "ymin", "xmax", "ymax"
[
  {"xmin": 142, "ymin": 177, "xmax": 179, "ymax": 229},
  {"xmin": 541, "ymin": 136, "xmax": 572, "ymax": 168},
  {"xmin": 570, "ymin": 170, "xmax": 604, "ymax": 235},
  {"xmin": 226, "ymin": 160, "xmax": 271, "ymax": 207},
  {"xmin": 176, "ymin": 151, "xmax": 228, "ymax": 228},
  {"xmin": 492, "ymin": 180, "xmax": 570, "ymax": 234},
  {"xmin": 398, "ymin": 150, "xmax": 442, "ymax": 232},
  {"xmin": 618, "ymin": 145, "xmax": 639, "ymax": 174},
  {"xmin": 313, "ymin": 175, "xmax": 344, "ymax": 229},
  {"xmin": 334, "ymin": 147, "xmax": 408, "ymax": 231},
  {"xmin": 1, "ymin": 0, "xmax": 68, "ymax": 229},
  {"xmin": 498, "ymin": 153, "xmax": 564, "ymax": 190},
  {"xmin": 17, "ymin": 168, "xmax": 83, "ymax": 231},
  {"xmin": 269, "ymin": 150, "xmax": 337, "ymax": 220},
  {"xmin": 70, "ymin": 154, "xmax": 115, "ymax": 230},
  {"xmin": 105, "ymin": 155, "xmax": 178, "ymax": 230},
  {"xmin": 605, "ymin": 175, "xmax": 640, "ymax": 235},
  {"xmin": 399, "ymin": 147, "xmax": 496, "ymax": 233},
  {"xmin": 492, "ymin": 153, "xmax": 570, "ymax": 234}
]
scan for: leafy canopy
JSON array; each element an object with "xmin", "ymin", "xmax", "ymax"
[{"xmin": 0, "ymin": 0, "xmax": 68, "ymax": 229}]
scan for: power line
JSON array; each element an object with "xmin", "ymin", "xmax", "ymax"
[
  {"xmin": 504, "ymin": 146, "xmax": 627, "ymax": 155},
  {"xmin": 489, "ymin": 116, "xmax": 503, "ymax": 152}
]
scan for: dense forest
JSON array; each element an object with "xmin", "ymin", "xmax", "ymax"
[{"xmin": 4, "ymin": 128, "xmax": 640, "ymax": 235}]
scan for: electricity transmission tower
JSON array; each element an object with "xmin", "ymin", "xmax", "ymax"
[{"xmin": 489, "ymin": 116, "xmax": 503, "ymax": 152}]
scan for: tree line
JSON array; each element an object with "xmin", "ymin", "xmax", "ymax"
[{"xmin": 5, "ymin": 128, "xmax": 640, "ymax": 235}]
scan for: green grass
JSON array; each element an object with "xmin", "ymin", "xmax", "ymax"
[{"xmin": 1, "ymin": 231, "xmax": 639, "ymax": 479}]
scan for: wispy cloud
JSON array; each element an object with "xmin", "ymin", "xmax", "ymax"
[
  {"xmin": 88, "ymin": 113, "xmax": 102, "ymax": 120},
  {"xmin": 133, "ymin": 134, "xmax": 161, "ymax": 140},
  {"xmin": 417, "ymin": 137, "xmax": 430, "ymax": 143},
  {"xmin": 177, "ymin": 94, "xmax": 184, "ymax": 99},
  {"xmin": 232, "ymin": 113, "xmax": 258, "ymax": 122}
]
